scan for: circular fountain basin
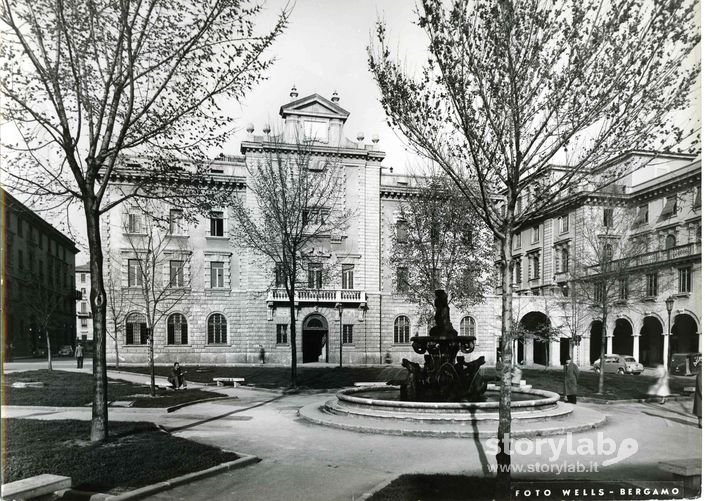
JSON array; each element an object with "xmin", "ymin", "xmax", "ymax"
[{"xmin": 298, "ymin": 384, "xmax": 607, "ymax": 438}]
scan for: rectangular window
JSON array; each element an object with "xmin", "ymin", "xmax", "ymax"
[
  {"xmin": 660, "ymin": 196, "xmax": 677, "ymax": 219},
  {"xmin": 81, "ymin": 273, "xmax": 86, "ymax": 283},
  {"xmin": 81, "ymin": 318, "xmax": 88, "ymax": 328},
  {"xmin": 170, "ymin": 260, "xmax": 185, "ymax": 287},
  {"xmin": 126, "ymin": 210, "xmax": 143, "ymax": 234},
  {"xmin": 593, "ymin": 282, "xmax": 604, "ymax": 304},
  {"xmin": 646, "ymin": 273, "xmax": 658, "ymax": 297},
  {"xmin": 18, "ymin": 249, "xmax": 23, "ymax": 269},
  {"xmin": 531, "ymin": 226, "xmax": 540, "ymax": 244},
  {"xmin": 128, "ymin": 259, "xmax": 143, "ymax": 287},
  {"xmin": 559, "ymin": 215, "xmax": 569, "ymax": 233},
  {"xmin": 396, "ymin": 220, "xmax": 409, "ymax": 243},
  {"xmin": 275, "ymin": 263, "xmax": 286, "ymax": 288},
  {"xmin": 81, "ymin": 302, "xmax": 87, "ymax": 313},
  {"xmin": 678, "ymin": 267, "xmax": 692, "ymax": 293},
  {"xmin": 210, "ymin": 261, "xmax": 224, "ymax": 288},
  {"xmin": 396, "ymin": 267, "xmax": 409, "ymax": 293},
  {"xmin": 210, "ymin": 211, "xmax": 224, "ymax": 237},
  {"xmin": 303, "ymin": 208, "xmax": 328, "ymax": 226},
  {"xmin": 17, "ymin": 216, "xmax": 23, "ymax": 237},
  {"xmin": 636, "ymin": 204, "xmax": 649, "ymax": 225},
  {"xmin": 513, "ymin": 232, "xmax": 521, "ymax": 250},
  {"xmin": 308, "ymin": 263, "xmax": 323, "ymax": 289},
  {"xmin": 619, "ymin": 278, "xmax": 628, "ymax": 300},
  {"xmin": 603, "ymin": 208, "xmax": 614, "ymax": 228},
  {"xmin": 342, "ymin": 264, "xmax": 354, "ymax": 289},
  {"xmin": 514, "ymin": 260, "xmax": 522, "ymax": 285},
  {"xmin": 81, "ymin": 288, "xmax": 86, "ymax": 299},
  {"xmin": 169, "ymin": 209, "xmax": 185, "ymax": 235},
  {"xmin": 343, "ymin": 324, "xmax": 353, "ymax": 344},
  {"xmin": 531, "ymin": 254, "xmax": 540, "ymax": 279},
  {"xmin": 276, "ymin": 324, "xmax": 288, "ymax": 344}
]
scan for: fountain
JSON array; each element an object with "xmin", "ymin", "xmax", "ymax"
[
  {"xmin": 397, "ymin": 290, "xmax": 487, "ymax": 402},
  {"xmin": 299, "ymin": 290, "xmax": 606, "ymax": 437}
]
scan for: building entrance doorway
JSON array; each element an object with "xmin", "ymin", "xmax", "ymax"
[
  {"xmin": 520, "ymin": 311, "xmax": 551, "ymax": 366},
  {"xmin": 302, "ymin": 314, "xmax": 328, "ymax": 363},
  {"xmin": 671, "ymin": 314, "xmax": 699, "ymax": 354},
  {"xmin": 639, "ymin": 316, "xmax": 664, "ymax": 367},
  {"xmin": 613, "ymin": 319, "xmax": 633, "ymax": 355},
  {"xmin": 590, "ymin": 321, "xmax": 603, "ymax": 364}
]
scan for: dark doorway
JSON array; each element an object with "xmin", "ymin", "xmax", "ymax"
[
  {"xmin": 520, "ymin": 311, "xmax": 551, "ymax": 366},
  {"xmin": 560, "ymin": 338, "xmax": 570, "ymax": 365},
  {"xmin": 671, "ymin": 314, "xmax": 699, "ymax": 354},
  {"xmin": 612, "ymin": 319, "xmax": 633, "ymax": 355},
  {"xmin": 590, "ymin": 321, "xmax": 603, "ymax": 363},
  {"xmin": 516, "ymin": 339, "xmax": 524, "ymax": 365},
  {"xmin": 302, "ymin": 314, "xmax": 328, "ymax": 363},
  {"xmin": 639, "ymin": 316, "xmax": 664, "ymax": 367}
]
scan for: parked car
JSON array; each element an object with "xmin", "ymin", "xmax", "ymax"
[
  {"xmin": 669, "ymin": 353, "xmax": 702, "ymax": 376},
  {"xmin": 32, "ymin": 347, "xmax": 47, "ymax": 358},
  {"xmin": 57, "ymin": 345, "xmax": 74, "ymax": 356},
  {"xmin": 592, "ymin": 354, "xmax": 643, "ymax": 375}
]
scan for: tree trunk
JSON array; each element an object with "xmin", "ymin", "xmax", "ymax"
[
  {"xmin": 289, "ymin": 255, "xmax": 298, "ymax": 387},
  {"xmin": 149, "ymin": 323, "xmax": 155, "ymax": 396},
  {"xmin": 496, "ymin": 235, "xmax": 514, "ymax": 500},
  {"xmin": 85, "ymin": 201, "xmax": 109, "ymax": 442},
  {"xmin": 46, "ymin": 329, "xmax": 52, "ymax": 371},
  {"xmin": 114, "ymin": 327, "xmax": 120, "ymax": 369},
  {"xmin": 598, "ymin": 309, "xmax": 607, "ymax": 394}
]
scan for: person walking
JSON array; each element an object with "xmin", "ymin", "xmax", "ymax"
[
  {"xmin": 648, "ymin": 364, "xmax": 671, "ymax": 404},
  {"xmin": 564, "ymin": 356, "xmax": 579, "ymax": 404},
  {"xmin": 75, "ymin": 342, "xmax": 84, "ymax": 369},
  {"xmin": 693, "ymin": 370, "xmax": 701, "ymax": 428},
  {"xmin": 259, "ymin": 345, "xmax": 266, "ymax": 364}
]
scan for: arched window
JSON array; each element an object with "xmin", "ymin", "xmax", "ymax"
[
  {"xmin": 665, "ymin": 234, "xmax": 676, "ymax": 250},
  {"xmin": 167, "ymin": 313, "xmax": 188, "ymax": 345},
  {"xmin": 460, "ymin": 316, "xmax": 476, "ymax": 337},
  {"xmin": 207, "ymin": 313, "xmax": 227, "ymax": 344},
  {"xmin": 126, "ymin": 313, "xmax": 147, "ymax": 345},
  {"xmin": 394, "ymin": 316, "xmax": 410, "ymax": 344}
]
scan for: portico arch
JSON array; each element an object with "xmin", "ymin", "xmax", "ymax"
[
  {"xmin": 671, "ymin": 314, "xmax": 699, "ymax": 354},
  {"xmin": 589, "ymin": 320, "xmax": 603, "ymax": 363},
  {"xmin": 639, "ymin": 316, "xmax": 664, "ymax": 367},
  {"xmin": 520, "ymin": 311, "xmax": 551, "ymax": 366},
  {"xmin": 612, "ymin": 318, "xmax": 634, "ymax": 355}
]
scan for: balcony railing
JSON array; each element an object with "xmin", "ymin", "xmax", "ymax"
[
  {"xmin": 587, "ymin": 242, "xmax": 701, "ymax": 274},
  {"xmin": 266, "ymin": 288, "xmax": 367, "ymax": 305}
]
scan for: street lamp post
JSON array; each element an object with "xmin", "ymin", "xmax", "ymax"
[
  {"xmin": 336, "ymin": 302, "xmax": 343, "ymax": 368},
  {"xmin": 665, "ymin": 296, "xmax": 675, "ymax": 371}
]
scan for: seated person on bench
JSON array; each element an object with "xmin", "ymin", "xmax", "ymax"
[{"xmin": 168, "ymin": 362, "xmax": 186, "ymax": 389}]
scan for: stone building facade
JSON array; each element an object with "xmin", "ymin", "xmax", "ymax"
[
  {"xmin": 75, "ymin": 263, "xmax": 93, "ymax": 346},
  {"xmin": 104, "ymin": 91, "xmax": 701, "ymax": 368},
  {"xmin": 1, "ymin": 188, "xmax": 78, "ymax": 358}
]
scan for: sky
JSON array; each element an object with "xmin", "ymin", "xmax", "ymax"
[{"xmin": 221, "ymin": 0, "xmax": 428, "ymax": 171}]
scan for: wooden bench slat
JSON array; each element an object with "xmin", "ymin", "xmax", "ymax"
[{"xmin": 2, "ymin": 473, "xmax": 72, "ymax": 499}]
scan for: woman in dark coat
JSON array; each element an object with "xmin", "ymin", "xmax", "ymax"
[{"xmin": 564, "ymin": 357, "xmax": 580, "ymax": 404}]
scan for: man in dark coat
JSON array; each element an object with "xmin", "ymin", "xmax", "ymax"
[
  {"xmin": 75, "ymin": 343, "xmax": 84, "ymax": 369},
  {"xmin": 564, "ymin": 356, "xmax": 579, "ymax": 404}
]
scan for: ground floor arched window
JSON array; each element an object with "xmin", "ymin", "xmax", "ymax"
[
  {"xmin": 394, "ymin": 315, "xmax": 410, "ymax": 344},
  {"xmin": 208, "ymin": 313, "xmax": 227, "ymax": 344},
  {"xmin": 167, "ymin": 313, "xmax": 188, "ymax": 345},
  {"xmin": 126, "ymin": 313, "xmax": 147, "ymax": 345},
  {"xmin": 459, "ymin": 316, "xmax": 476, "ymax": 337}
]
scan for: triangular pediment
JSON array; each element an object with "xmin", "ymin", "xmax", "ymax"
[{"xmin": 279, "ymin": 93, "xmax": 350, "ymax": 121}]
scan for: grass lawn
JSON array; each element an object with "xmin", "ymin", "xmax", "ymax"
[
  {"xmin": 3, "ymin": 370, "xmax": 224, "ymax": 407},
  {"xmin": 2, "ymin": 419, "xmax": 239, "ymax": 494},
  {"xmin": 114, "ymin": 364, "xmax": 695, "ymax": 400}
]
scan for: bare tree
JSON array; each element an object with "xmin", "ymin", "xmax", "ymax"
[
  {"xmin": 388, "ymin": 171, "xmax": 492, "ymax": 317},
  {"xmin": 121, "ymin": 202, "xmax": 193, "ymax": 396},
  {"xmin": 231, "ymin": 137, "xmax": 352, "ymax": 387},
  {"xmin": 570, "ymin": 206, "xmax": 651, "ymax": 394},
  {"xmin": 26, "ymin": 283, "xmax": 68, "ymax": 371},
  {"xmin": 368, "ymin": 0, "xmax": 699, "ymax": 495},
  {"xmin": 0, "ymin": 0, "xmax": 287, "ymax": 441},
  {"xmin": 105, "ymin": 257, "xmax": 128, "ymax": 369}
]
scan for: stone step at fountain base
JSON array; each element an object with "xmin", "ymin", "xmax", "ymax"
[
  {"xmin": 322, "ymin": 399, "xmax": 573, "ymax": 423},
  {"xmin": 298, "ymin": 402, "xmax": 606, "ymax": 438}
]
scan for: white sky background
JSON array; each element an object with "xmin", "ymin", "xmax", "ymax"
[{"xmin": 223, "ymin": 0, "xmax": 427, "ymax": 171}]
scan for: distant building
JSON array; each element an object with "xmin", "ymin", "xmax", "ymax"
[
  {"xmin": 75, "ymin": 263, "xmax": 93, "ymax": 346},
  {"xmin": 103, "ymin": 89, "xmax": 701, "ymax": 368},
  {"xmin": 1, "ymin": 188, "xmax": 79, "ymax": 357}
]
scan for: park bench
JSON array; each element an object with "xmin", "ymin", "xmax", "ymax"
[
  {"xmin": 213, "ymin": 377, "xmax": 245, "ymax": 387},
  {"xmin": 658, "ymin": 459, "xmax": 701, "ymax": 492},
  {"xmin": 1, "ymin": 473, "xmax": 71, "ymax": 500}
]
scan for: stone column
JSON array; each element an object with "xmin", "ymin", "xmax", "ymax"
[
  {"xmin": 606, "ymin": 334, "xmax": 613, "ymax": 354},
  {"xmin": 632, "ymin": 333, "xmax": 640, "ymax": 363},
  {"xmin": 662, "ymin": 331, "xmax": 669, "ymax": 366}
]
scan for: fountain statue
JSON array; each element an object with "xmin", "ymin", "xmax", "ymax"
[{"xmin": 397, "ymin": 289, "xmax": 487, "ymax": 402}]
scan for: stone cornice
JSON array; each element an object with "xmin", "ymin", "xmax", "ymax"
[{"xmin": 240, "ymin": 140, "xmax": 385, "ymax": 162}]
